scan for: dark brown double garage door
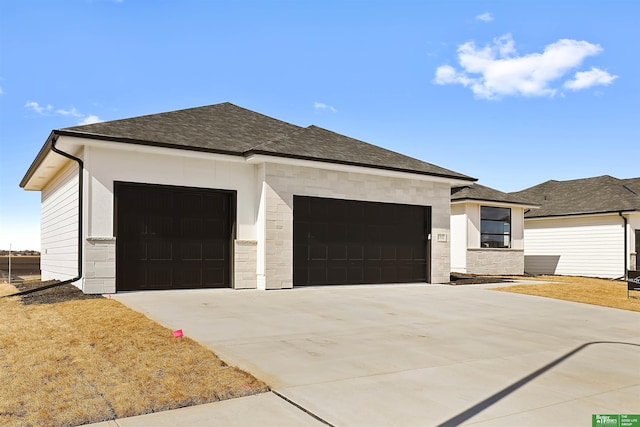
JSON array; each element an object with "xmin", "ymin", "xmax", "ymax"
[
  {"xmin": 294, "ymin": 196, "xmax": 430, "ymax": 286},
  {"xmin": 115, "ymin": 183, "xmax": 430, "ymax": 290}
]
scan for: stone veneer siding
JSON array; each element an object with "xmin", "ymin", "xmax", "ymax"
[
  {"xmin": 84, "ymin": 237, "xmax": 116, "ymax": 293},
  {"xmin": 234, "ymin": 240, "xmax": 257, "ymax": 289},
  {"xmin": 466, "ymin": 248, "xmax": 524, "ymax": 275},
  {"xmin": 262, "ymin": 162, "xmax": 452, "ymax": 288}
]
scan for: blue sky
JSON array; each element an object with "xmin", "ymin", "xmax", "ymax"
[{"xmin": 1, "ymin": 0, "xmax": 638, "ymax": 250}]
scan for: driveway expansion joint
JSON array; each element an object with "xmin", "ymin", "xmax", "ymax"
[{"xmin": 272, "ymin": 390, "xmax": 336, "ymax": 427}]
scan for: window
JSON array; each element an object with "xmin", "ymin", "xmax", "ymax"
[{"xmin": 480, "ymin": 206, "xmax": 511, "ymax": 248}]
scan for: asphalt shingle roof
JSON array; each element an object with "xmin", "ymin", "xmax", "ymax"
[
  {"xmin": 59, "ymin": 102, "xmax": 474, "ymax": 181},
  {"xmin": 451, "ymin": 183, "xmax": 537, "ymax": 205},
  {"xmin": 510, "ymin": 175, "xmax": 640, "ymax": 218},
  {"xmin": 451, "ymin": 183, "xmax": 538, "ymax": 206}
]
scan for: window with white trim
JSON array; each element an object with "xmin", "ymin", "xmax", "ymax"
[{"xmin": 480, "ymin": 206, "xmax": 511, "ymax": 248}]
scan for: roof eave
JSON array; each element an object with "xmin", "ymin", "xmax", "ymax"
[
  {"xmin": 451, "ymin": 197, "xmax": 539, "ymax": 209},
  {"xmin": 19, "ymin": 131, "xmax": 55, "ymax": 189},
  {"xmin": 525, "ymin": 209, "xmax": 640, "ymax": 219},
  {"xmin": 245, "ymin": 149, "xmax": 477, "ymax": 183},
  {"xmin": 54, "ymin": 129, "xmax": 245, "ymax": 158}
]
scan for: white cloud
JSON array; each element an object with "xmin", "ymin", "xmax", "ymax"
[
  {"xmin": 313, "ymin": 102, "xmax": 337, "ymax": 113},
  {"xmin": 25, "ymin": 101, "xmax": 102, "ymax": 124},
  {"xmin": 564, "ymin": 67, "xmax": 618, "ymax": 90},
  {"xmin": 434, "ymin": 34, "xmax": 614, "ymax": 99},
  {"xmin": 476, "ymin": 12, "xmax": 493, "ymax": 23},
  {"xmin": 25, "ymin": 101, "xmax": 53, "ymax": 114},
  {"xmin": 78, "ymin": 115, "xmax": 102, "ymax": 125},
  {"xmin": 0, "ymin": 86, "xmax": 3, "ymax": 95},
  {"xmin": 56, "ymin": 107, "xmax": 83, "ymax": 117}
]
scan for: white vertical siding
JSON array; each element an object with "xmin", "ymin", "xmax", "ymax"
[
  {"xmin": 41, "ymin": 160, "xmax": 79, "ymax": 281},
  {"xmin": 524, "ymin": 215, "xmax": 624, "ymax": 278}
]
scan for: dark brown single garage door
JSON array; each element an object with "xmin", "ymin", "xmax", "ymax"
[
  {"xmin": 115, "ymin": 182, "xmax": 234, "ymax": 291},
  {"xmin": 294, "ymin": 196, "xmax": 430, "ymax": 286}
]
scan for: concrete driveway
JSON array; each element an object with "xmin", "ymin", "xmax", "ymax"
[{"xmin": 114, "ymin": 284, "xmax": 640, "ymax": 426}]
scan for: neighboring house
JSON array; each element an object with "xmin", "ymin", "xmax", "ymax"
[
  {"xmin": 450, "ymin": 184, "xmax": 539, "ymax": 275},
  {"xmin": 20, "ymin": 102, "xmax": 475, "ymax": 293},
  {"xmin": 511, "ymin": 176, "xmax": 640, "ymax": 278}
]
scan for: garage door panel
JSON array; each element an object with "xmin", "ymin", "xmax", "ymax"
[
  {"xmin": 348, "ymin": 266, "xmax": 364, "ymax": 283},
  {"xmin": 204, "ymin": 268, "xmax": 227, "ymax": 288},
  {"xmin": 397, "ymin": 246, "xmax": 413, "ymax": 261},
  {"xmin": 364, "ymin": 266, "xmax": 382, "ymax": 283},
  {"xmin": 181, "ymin": 241, "xmax": 202, "ymax": 260},
  {"xmin": 310, "ymin": 244, "xmax": 328, "ymax": 260},
  {"xmin": 147, "ymin": 265, "xmax": 172, "ymax": 288},
  {"xmin": 116, "ymin": 183, "xmax": 233, "ymax": 291},
  {"xmin": 294, "ymin": 196, "xmax": 429, "ymax": 286},
  {"xmin": 309, "ymin": 197, "xmax": 328, "ymax": 218},
  {"xmin": 176, "ymin": 266, "xmax": 202, "ymax": 287},
  {"xmin": 294, "ymin": 244, "xmax": 309, "ymax": 262},
  {"xmin": 121, "ymin": 213, "xmax": 146, "ymax": 235},
  {"xmin": 294, "ymin": 266, "xmax": 308, "ymax": 284},
  {"xmin": 382, "ymin": 246, "xmax": 397, "ymax": 261},
  {"xmin": 328, "ymin": 267, "xmax": 348, "ymax": 283},
  {"xmin": 365, "ymin": 246, "xmax": 382, "ymax": 261},
  {"xmin": 203, "ymin": 218, "xmax": 225, "ymax": 238},
  {"xmin": 309, "ymin": 267, "xmax": 328, "ymax": 284},
  {"xmin": 147, "ymin": 239, "xmax": 172, "ymax": 260},
  {"xmin": 181, "ymin": 218, "xmax": 203, "ymax": 236},
  {"xmin": 347, "ymin": 224, "xmax": 366, "ymax": 241},
  {"xmin": 348, "ymin": 246, "xmax": 364, "ymax": 260},
  {"xmin": 328, "ymin": 244, "xmax": 347, "ymax": 261},
  {"xmin": 203, "ymin": 240, "xmax": 226, "ymax": 261},
  {"xmin": 328, "ymin": 223, "xmax": 347, "ymax": 240},
  {"xmin": 147, "ymin": 190, "xmax": 172, "ymax": 212},
  {"xmin": 310, "ymin": 223, "xmax": 328, "ymax": 240}
]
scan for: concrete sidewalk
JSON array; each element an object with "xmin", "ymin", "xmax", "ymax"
[
  {"xmin": 85, "ymin": 392, "xmax": 327, "ymax": 426},
  {"xmin": 102, "ymin": 283, "xmax": 639, "ymax": 427}
]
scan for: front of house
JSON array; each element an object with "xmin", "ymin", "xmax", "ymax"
[
  {"xmin": 511, "ymin": 176, "xmax": 640, "ymax": 278},
  {"xmin": 450, "ymin": 184, "xmax": 538, "ymax": 275},
  {"xmin": 21, "ymin": 103, "xmax": 475, "ymax": 293}
]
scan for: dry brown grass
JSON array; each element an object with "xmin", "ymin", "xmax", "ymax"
[
  {"xmin": 493, "ymin": 275, "xmax": 640, "ymax": 312},
  {"xmin": 0, "ymin": 284, "xmax": 268, "ymax": 427}
]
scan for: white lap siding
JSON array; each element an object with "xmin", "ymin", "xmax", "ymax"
[
  {"xmin": 524, "ymin": 215, "xmax": 624, "ymax": 278},
  {"xmin": 41, "ymin": 160, "xmax": 79, "ymax": 281}
]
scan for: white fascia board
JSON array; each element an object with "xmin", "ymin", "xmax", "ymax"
[
  {"xmin": 245, "ymin": 153, "xmax": 472, "ymax": 186},
  {"xmin": 525, "ymin": 211, "xmax": 639, "ymax": 221},
  {"xmin": 28, "ymin": 134, "xmax": 474, "ymax": 189},
  {"xmin": 451, "ymin": 200, "xmax": 539, "ymax": 210},
  {"xmin": 62, "ymin": 136, "xmax": 247, "ymax": 163}
]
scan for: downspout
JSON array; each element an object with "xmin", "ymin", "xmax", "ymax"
[
  {"xmin": 620, "ymin": 212, "xmax": 628, "ymax": 280},
  {"xmin": 2, "ymin": 133, "xmax": 83, "ymax": 298}
]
